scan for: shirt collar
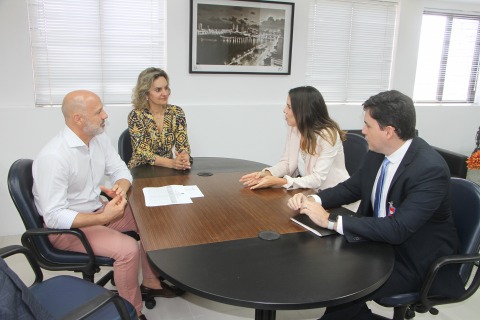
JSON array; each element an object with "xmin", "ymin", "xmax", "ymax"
[
  {"xmin": 63, "ymin": 126, "xmax": 87, "ymax": 148},
  {"xmin": 386, "ymin": 139, "xmax": 412, "ymax": 164}
]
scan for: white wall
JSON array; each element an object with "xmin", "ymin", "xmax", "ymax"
[{"xmin": 0, "ymin": 0, "xmax": 479, "ymax": 236}]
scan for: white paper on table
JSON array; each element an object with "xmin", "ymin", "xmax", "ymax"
[
  {"xmin": 184, "ymin": 185, "xmax": 204, "ymax": 198},
  {"xmin": 142, "ymin": 185, "xmax": 193, "ymax": 207}
]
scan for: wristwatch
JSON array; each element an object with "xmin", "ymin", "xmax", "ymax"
[{"xmin": 327, "ymin": 213, "xmax": 339, "ymax": 230}]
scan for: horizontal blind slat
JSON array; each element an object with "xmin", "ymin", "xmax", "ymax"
[
  {"xmin": 28, "ymin": 0, "xmax": 166, "ymax": 106},
  {"xmin": 306, "ymin": 0, "xmax": 397, "ymax": 103}
]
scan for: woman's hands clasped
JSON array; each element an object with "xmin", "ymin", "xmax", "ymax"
[
  {"xmin": 173, "ymin": 150, "xmax": 191, "ymax": 170},
  {"xmin": 239, "ymin": 171, "xmax": 287, "ymax": 190}
]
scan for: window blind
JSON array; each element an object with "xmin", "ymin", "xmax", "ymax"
[
  {"xmin": 305, "ymin": 0, "xmax": 398, "ymax": 103},
  {"xmin": 413, "ymin": 11, "xmax": 480, "ymax": 104},
  {"xmin": 27, "ymin": 0, "xmax": 166, "ymax": 106}
]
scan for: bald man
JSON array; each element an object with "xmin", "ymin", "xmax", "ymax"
[{"xmin": 33, "ymin": 90, "xmax": 180, "ymax": 319}]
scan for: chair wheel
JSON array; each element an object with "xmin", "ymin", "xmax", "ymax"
[
  {"xmin": 405, "ymin": 308, "xmax": 416, "ymax": 319},
  {"xmin": 429, "ymin": 308, "xmax": 439, "ymax": 315},
  {"xmin": 145, "ymin": 298, "xmax": 156, "ymax": 309}
]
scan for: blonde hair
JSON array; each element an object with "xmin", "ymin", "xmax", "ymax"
[{"xmin": 131, "ymin": 67, "xmax": 170, "ymax": 110}]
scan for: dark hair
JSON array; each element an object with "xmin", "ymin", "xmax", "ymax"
[
  {"xmin": 362, "ymin": 90, "xmax": 416, "ymax": 140},
  {"xmin": 132, "ymin": 67, "xmax": 170, "ymax": 110},
  {"xmin": 289, "ymin": 86, "xmax": 345, "ymax": 155}
]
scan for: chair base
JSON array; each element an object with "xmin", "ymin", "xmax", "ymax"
[
  {"xmin": 95, "ymin": 270, "xmax": 114, "ymax": 287},
  {"xmin": 372, "ymin": 305, "xmax": 417, "ymax": 320},
  {"xmin": 108, "ymin": 288, "xmax": 156, "ymax": 309}
]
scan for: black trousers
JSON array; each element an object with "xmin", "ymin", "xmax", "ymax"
[{"xmin": 320, "ymin": 263, "xmax": 420, "ymax": 320}]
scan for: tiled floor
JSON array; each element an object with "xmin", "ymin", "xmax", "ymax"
[{"xmin": 1, "ymin": 234, "xmax": 478, "ymax": 320}]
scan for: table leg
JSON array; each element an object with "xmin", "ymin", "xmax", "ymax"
[{"xmin": 255, "ymin": 309, "xmax": 276, "ymax": 320}]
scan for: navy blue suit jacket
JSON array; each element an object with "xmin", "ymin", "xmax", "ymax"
[{"xmin": 318, "ymin": 137, "xmax": 461, "ymax": 294}]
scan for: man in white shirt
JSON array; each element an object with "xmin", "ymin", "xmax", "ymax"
[{"xmin": 33, "ymin": 90, "xmax": 179, "ymax": 320}]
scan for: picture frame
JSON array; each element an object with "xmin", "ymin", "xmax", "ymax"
[{"xmin": 189, "ymin": 0, "xmax": 295, "ymax": 75}]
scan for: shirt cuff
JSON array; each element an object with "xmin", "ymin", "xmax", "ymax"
[
  {"xmin": 308, "ymin": 195, "xmax": 344, "ymax": 234},
  {"xmin": 336, "ymin": 216, "xmax": 344, "ymax": 235},
  {"xmin": 308, "ymin": 194, "xmax": 322, "ymax": 204},
  {"xmin": 45, "ymin": 209, "xmax": 78, "ymax": 229},
  {"xmin": 283, "ymin": 175, "xmax": 294, "ymax": 189}
]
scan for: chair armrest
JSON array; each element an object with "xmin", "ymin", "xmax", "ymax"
[
  {"xmin": 418, "ymin": 253, "xmax": 480, "ymax": 309},
  {"xmin": 100, "ymin": 191, "xmax": 112, "ymax": 201},
  {"xmin": 0, "ymin": 245, "xmax": 44, "ymax": 285},
  {"xmin": 21, "ymin": 228, "xmax": 97, "ymax": 273},
  {"xmin": 59, "ymin": 291, "xmax": 132, "ymax": 320}
]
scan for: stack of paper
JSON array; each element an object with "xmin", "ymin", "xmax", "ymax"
[{"xmin": 142, "ymin": 185, "xmax": 204, "ymax": 207}]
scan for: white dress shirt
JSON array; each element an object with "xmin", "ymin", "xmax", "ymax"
[
  {"xmin": 371, "ymin": 140, "xmax": 412, "ymax": 218},
  {"xmin": 33, "ymin": 127, "xmax": 133, "ymax": 229}
]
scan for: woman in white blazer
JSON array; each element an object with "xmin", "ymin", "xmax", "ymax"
[{"xmin": 240, "ymin": 86, "xmax": 350, "ymax": 192}]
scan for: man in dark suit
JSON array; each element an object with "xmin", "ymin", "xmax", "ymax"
[{"xmin": 287, "ymin": 90, "xmax": 463, "ymax": 319}]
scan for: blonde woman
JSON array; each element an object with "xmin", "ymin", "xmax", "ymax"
[{"xmin": 128, "ymin": 67, "xmax": 192, "ymax": 169}]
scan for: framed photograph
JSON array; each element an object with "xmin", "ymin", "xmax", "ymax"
[{"xmin": 189, "ymin": 0, "xmax": 295, "ymax": 75}]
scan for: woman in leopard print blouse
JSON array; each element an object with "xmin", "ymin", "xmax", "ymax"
[{"xmin": 128, "ymin": 67, "xmax": 192, "ymax": 169}]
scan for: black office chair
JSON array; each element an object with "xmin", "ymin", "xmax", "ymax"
[
  {"xmin": 432, "ymin": 146, "xmax": 468, "ymax": 178},
  {"xmin": 0, "ymin": 245, "xmax": 136, "ymax": 320},
  {"xmin": 346, "ymin": 128, "xmax": 468, "ymax": 178},
  {"xmin": 118, "ymin": 128, "xmax": 133, "ymax": 164},
  {"xmin": 375, "ymin": 177, "xmax": 480, "ymax": 320},
  {"xmin": 343, "ymin": 132, "xmax": 369, "ymax": 175},
  {"xmin": 7, "ymin": 159, "xmax": 117, "ymax": 285},
  {"xmin": 7, "ymin": 158, "xmax": 157, "ymax": 309}
]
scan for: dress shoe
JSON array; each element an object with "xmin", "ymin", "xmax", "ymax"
[
  {"xmin": 140, "ymin": 284, "xmax": 178, "ymax": 298},
  {"xmin": 160, "ymin": 280, "xmax": 185, "ymax": 296}
]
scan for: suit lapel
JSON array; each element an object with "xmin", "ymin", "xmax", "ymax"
[{"xmin": 389, "ymin": 137, "xmax": 420, "ymax": 190}]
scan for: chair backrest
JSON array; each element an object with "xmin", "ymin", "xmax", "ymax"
[
  {"xmin": 433, "ymin": 146, "xmax": 468, "ymax": 178},
  {"xmin": 1, "ymin": 245, "xmax": 135, "ymax": 320},
  {"xmin": 118, "ymin": 129, "xmax": 132, "ymax": 165},
  {"xmin": 8, "ymin": 159, "xmax": 44, "ymax": 231},
  {"xmin": 0, "ymin": 257, "xmax": 55, "ymax": 319},
  {"xmin": 450, "ymin": 177, "xmax": 480, "ymax": 283},
  {"xmin": 343, "ymin": 132, "xmax": 369, "ymax": 175},
  {"xmin": 7, "ymin": 159, "xmax": 101, "ymax": 268},
  {"xmin": 7, "ymin": 159, "xmax": 57, "ymax": 256}
]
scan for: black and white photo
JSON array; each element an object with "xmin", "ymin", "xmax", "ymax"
[{"xmin": 190, "ymin": 0, "xmax": 294, "ymax": 74}]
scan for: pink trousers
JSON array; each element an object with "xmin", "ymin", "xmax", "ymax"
[{"xmin": 48, "ymin": 204, "xmax": 158, "ymax": 314}]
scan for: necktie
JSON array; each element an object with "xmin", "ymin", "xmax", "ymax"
[{"xmin": 374, "ymin": 157, "xmax": 390, "ymax": 217}]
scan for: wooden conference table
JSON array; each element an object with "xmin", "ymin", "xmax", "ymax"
[{"xmin": 128, "ymin": 157, "xmax": 394, "ymax": 320}]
